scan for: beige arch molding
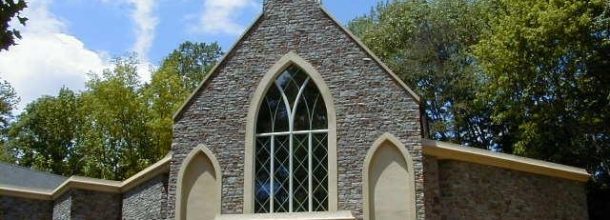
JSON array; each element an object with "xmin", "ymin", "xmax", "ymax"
[
  {"xmin": 175, "ymin": 144, "xmax": 223, "ymax": 220},
  {"xmin": 243, "ymin": 51, "xmax": 338, "ymax": 213},
  {"xmin": 363, "ymin": 133, "xmax": 416, "ymax": 220}
]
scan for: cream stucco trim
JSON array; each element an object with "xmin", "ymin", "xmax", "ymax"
[
  {"xmin": 422, "ymin": 139, "xmax": 590, "ymax": 182},
  {"xmin": 0, "ymin": 185, "xmax": 53, "ymax": 200},
  {"xmin": 0, "ymin": 153, "xmax": 172, "ymax": 200},
  {"xmin": 172, "ymin": 13, "xmax": 264, "ymax": 122},
  {"xmin": 362, "ymin": 133, "xmax": 416, "ymax": 220},
  {"xmin": 243, "ymin": 51, "xmax": 338, "ymax": 213},
  {"xmin": 217, "ymin": 211, "xmax": 355, "ymax": 220},
  {"xmin": 175, "ymin": 144, "xmax": 223, "ymax": 220},
  {"xmin": 318, "ymin": 7, "xmax": 421, "ymax": 104}
]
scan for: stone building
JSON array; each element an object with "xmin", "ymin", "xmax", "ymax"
[{"xmin": 0, "ymin": 0, "xmax": 590, "ymax": 219}]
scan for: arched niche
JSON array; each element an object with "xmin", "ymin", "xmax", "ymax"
[
  {"xmin": 175, "ymin": 145, "xmax": 222, "ymax": 220},
  {"xmin": 363, "ymin": 133, "xmax": 416, "ymax": 220},
  {"xmin": 243, "ymin": 51, "xmax": 338, "ymax": 213}
]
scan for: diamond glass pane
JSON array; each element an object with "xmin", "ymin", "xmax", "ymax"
[
  {"xmin": 312, "ymin": 133, "xmax": 328, "ymax": 211},
  {"xmin": 255, "ymin": 137, "xmax": 271, "ymax": 213},
  {"xmin": 292, "ymin": 134, "xmax": 309, "ymax": 212},
  {"xmin": 273, "ymin": 135, "xmax": 290, "ymax": 213}
]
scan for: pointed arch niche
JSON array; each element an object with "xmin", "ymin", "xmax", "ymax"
[
  {"xmin": 363, "ymin": 133, "xmax": 416, "ymax": 220},
  {"xmin": 244, "ymin": 52, "xmax": 337, "ymax": 213},
  {"xmin": 175, "ymin": 145, "xmax": 222, "ymax": 220}
]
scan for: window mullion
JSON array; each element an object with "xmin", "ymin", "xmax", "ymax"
[
  {"xmin": 308, "ymin": 132, "xmax": 313, "ymax": 212},
  {"xmin": 270, "ymin": 135, "xmax": 275, "ymax": 213}
]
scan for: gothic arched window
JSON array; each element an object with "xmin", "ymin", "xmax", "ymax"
[{"xmin": 254, "ymin": 64, "xmax": 328, "ymax": 213}]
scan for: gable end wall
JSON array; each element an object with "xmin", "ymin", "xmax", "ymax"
[{"xmin": 170, "ymin": 1, "xmax": 422, "ymax": 219}]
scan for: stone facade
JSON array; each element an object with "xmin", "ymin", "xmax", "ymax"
[
  {"xmin": 170, "ymin": 0, "xmax": 422, "ymax": 219},
  {"xmin": 53, "ymin": 193, "xmax": 72, "ymax": 220},
  {"xmin": 50, "ymin": 189, "xmax": 122, "ymax": 220},
  {"xmin": 122, "ymin": 174, "xmax": 169, "ymax": 220},
  {"xmin": 0, "ymin": 196, "xmax": 52, "ymax": 220},
  {"xmin": 432, "ymin": 160, "xmax": 588, "ymax": 220},
  {"xmin": 0, "ymin": 1, "xmax": 592, "ymax": 220}
]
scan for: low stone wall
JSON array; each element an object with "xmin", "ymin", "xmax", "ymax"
[
  {"xmin": 51, "ymin": 189, "xmax": 122, "ymax": 220},
  {"xmin": 0, "ymin": 196, "xmax": 52, "ymax": 220},
  {"xmin": 71, "ymin": 189, "xmax": 121, "ymax": 219},
  {"xmin": 122, "ymin": 174, "xmax": 169, "ymax": 219},
  {"xmin": 436, "ymin": 160, "xmax": 588, "ymax": 220},
  {"xmin": 52, "ymin": 193, "xmax": 72, "ymax": 220}
]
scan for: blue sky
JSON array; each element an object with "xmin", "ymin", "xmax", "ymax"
[{"xmin": 0, "ymin": 0, "xmax": 385, "ymax": 111}]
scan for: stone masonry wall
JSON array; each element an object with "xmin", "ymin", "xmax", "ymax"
[
  {"xmin": 170, "ymin": 0, "xmax": 422, "ymax": 219},
  {"xmin": 122, "ymin": 174, "xmax": 169, "ymax": 220},
  {"xmin": 437, "ymin": 160, "xmax": 588, "ymax": 220},
  {"xmin": 52, "ymin": 193, "xmax": 71, "ymax": 220},
  {"xmin": 423, "ymin": 156, "xmax": 441, "ymax": 220},
  {"xmin": 0, "ymin": 196, "xmax": 52, "ymax": 220},
  {"xmin": 71, "ymin": 190, "xmax": 122, "ymax": 220}
]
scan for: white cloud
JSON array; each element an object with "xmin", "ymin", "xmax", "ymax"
[
  {"xmin": 0, "ymin": 0, "xmax": 111, "ymax": 111},
  {"xmin": 192, "ymin": 0, "xmax": 257, "ymax": 35},
  {"xmin": 127, "ymin": 0, "xmax": 158, "ymax": 63},
  {"xmin": 99, "ymin": 0, "xmax": 158, "ymax": 82}
]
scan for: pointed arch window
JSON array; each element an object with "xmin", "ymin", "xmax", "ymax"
[{"xmin": 254, "ymin": 65, "xmax": 328, "ymax": 213}]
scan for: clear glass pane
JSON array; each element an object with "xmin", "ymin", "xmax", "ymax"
[
  {"xmin": 273, "ymin": 135, "xmax": 290, "ymax": 213},
  {"xmin": 257, "ymin": 85, "xmax": 290, "ymax": 133},
  {"xmin": 312, "ymin": 133, "xmax": 328, "ymax": 211},
  {"xmin": 255, "ymin": 137, "xmax": 271, "ymax": 213},
  {"xmin": 292, "ymin": 134, "xmax": 309, "ymax": 212},
  {"xmin": 310, "ymin": 88, "xmax": 327, "ymax": 130},
  {"xmin": 276, "ymin": 66, "xmax": 309, "ymax": 108}
]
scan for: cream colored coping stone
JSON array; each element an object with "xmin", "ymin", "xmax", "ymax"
[
  {"xmin": 172, "ymin": 3, "xmax": 421, "ymax": 122},
  {"xmin": 422, "ymin": 139, "xmax": 590, "ymax": 182},
  {"xmin": 216, "ymin": 211, "xmax": 355, "ymax": 220},
  {"xmin": 0, "ymin": 153, "xmax": 172, "ymax": 200}
]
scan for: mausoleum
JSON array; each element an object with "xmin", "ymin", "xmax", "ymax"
[{"xmin": 0, "ymin": 0, "xmax": 590, "ymax": 219}]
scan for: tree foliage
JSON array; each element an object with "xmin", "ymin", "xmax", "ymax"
[
  {"xmin": 0, "ymin": 0, "xmax": 27, "ymax": 51},
  {"xmin": 160, "ymin": 41, "xmax": 223, "ymax": 92},
  {"xmin": 348, "ymin": 0, "xmax": 497, "ymax": 147},
  {"xmin": 3, "ymin": 41, "xmax": 222, "ymax": 180},
  {"xmin": 473, "ymin": 0, "xmax": 610, "ymax": 218},
  {"xmin": 5, "ymin": 88, "xmax": 80, "ymax": 175},
  {"xmin": 351, "ymin": 0, "xmax": 610, "ymax": 218},
  {"xmin": 0, "ymin": 79, "xmax": 19, "ymax": 161}
]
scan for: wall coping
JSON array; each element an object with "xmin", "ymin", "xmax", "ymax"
[
  {"xmin": 0, "ymin": 153, "xmax": 171, "ymax": 200},
  {"xmin": 216, "ymin": 211, "xmax": 355, "ymax": 220},
  {"xmin": 422, "ymin": 139, "xmax": 590, "ymax": 182}
]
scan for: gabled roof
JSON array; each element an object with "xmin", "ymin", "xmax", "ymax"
[
  {"xmin": 172, "ymin": 4, "xmax": 421, "ymax": 122},
  {"xmin": 0, "ymin": 161, "xmax": 67, "ymax": 191}
]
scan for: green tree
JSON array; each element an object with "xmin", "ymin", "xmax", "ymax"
[
  {"xmin": 349, "ymin": 0, "xmax": 497, "ymax": 147},
  {"xmin": 160, "ymin": 41, "xmax": 223, "ymax": 92},
  {"xmin": 5, "ymin": 88, "xmax": 80, "ymax": 175},
  {"xmin": 0, "ymin": 0, "xmax": 27, "ymax": 51},
  {"xmin": 78, "ymin": 57, "xmax": 152, "ymax": 180},
  {"xmin": 141, "ymin": 41, "xmax": 223, "ymax": 158},
  {"xmin": 142, "ymin": 65, "xmax": 189, "ymax": 159},
  {"xmin": 0, "ymin": 79, "xmax": 19, "ymax": 161},
  {"xmin": 473, "ymin": 0, "xmax": 610, "ymax": 218}
]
